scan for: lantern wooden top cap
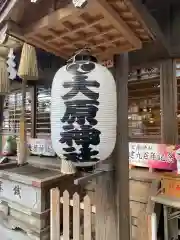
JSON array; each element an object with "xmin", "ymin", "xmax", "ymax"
[{"xmin": 10, "ymin": 0, "xmax": 154, "ymax": 60}]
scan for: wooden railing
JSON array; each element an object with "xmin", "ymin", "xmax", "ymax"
[{"xmin": 50, "ymin": 188, "xmax": 96, "ymax": 240}]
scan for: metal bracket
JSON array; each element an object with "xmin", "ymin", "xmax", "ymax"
[
  {"xmin": 74, "ymin": 163, "xmax": 114, "ymax": 185},
  {"xmin": 72, "ymin": 0, "xmax": 88, "ymax": 8}
]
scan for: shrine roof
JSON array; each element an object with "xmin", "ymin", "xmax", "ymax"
[{"xmin": 0, "ymin": 0, "xmax": 157, "ymax": 60}]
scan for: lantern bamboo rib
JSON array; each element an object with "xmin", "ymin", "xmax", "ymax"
[
  {"xmin": 0, "ymin": 57, "xmax": 10, "ymax": 95},
  {"xmin": 18, "ymin": 43, "xmax": 38, "ymax": 80}
]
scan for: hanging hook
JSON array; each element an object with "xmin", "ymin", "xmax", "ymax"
[
  {"xmin": 72, "ymin": 0, "xmax": 88, "ymax": 8},
  {"xmin": 67, "ymin": 46, "xmax": 91, "ymax": 63},
  {"xmin": 66, "ymin": 46, "xmax": 97, "ymax": 66}
]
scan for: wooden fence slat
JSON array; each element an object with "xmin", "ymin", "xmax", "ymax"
[
  {"xmin": 50, "ymin": 188, "xmax": 60, "ymax": 240},
  {"xmin": 60, "ymin": 197, "xmax": 96, "ymax": 213},
  {"xmin": 73, "ymin": 192, "xmax": 80, "ymax": 240},
  {"xmin": 84, "ymin": 195, "xmax": 91, "ymax": 240},
  {"xmin": 63, "ymin": 190, "xmax": 70, "ymax": 240},
  {"xmin": 130, "ymin": 208, "xmax": 132, "ymax": 240}
]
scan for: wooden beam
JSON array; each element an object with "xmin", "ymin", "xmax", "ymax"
[
  {"xmin": 8, "ymin": 0, "xmax": 29, "ymax": 23},
  {"xmin": 129, "ymin": 41, "xmax": 170, "ymax": 68},
  {"xmin": 29, "ymin": 35, "xmax": 67, "ymax": 58},
  {"xmin": 114, "ymin": 53, "xmax": 130, "ymax": 239},
  {"xmin": 0, "ymin": 24, "xmax": 8, "ymax": 44},
  {"xmin": 97, "ymin": 44, "xmax": 135, "ymax": 61},
  {"xmin": 170, "ymin": 6, "xmax": 180, "ymax": 56},
  {"xmin": 23, "ymin": 0, "xmax": 142, "ymax": 49},
  {"xmin": 95, "ymin": 0, "xmax": 142, "ymax": 49},
  {"xmin": 127, "ymin": 0, "xmax": 171, "ymax": 54},
  {"xmin": 160, "ymin": 59, "xmax": 178, "ymax": 144},
  {"xmin": 19, "ymin": 0, "xmax": 58, "ymax": 27},
  {"xmin": 127, "ymin": 0, "xmax": 172, "ymax": 67},
  {"xmin": 23, "ymin": 3, "xmax": 87, "ymax": 35},
  {"xmin": 7, "ymin": 21, "xmax": 64, "ymax": 58},
  {"xmin": 126, "ymin": 0, "xmax": 155, "ymax": 40},
  {"xmin": 0, "ymin": 0, "xmax": 19, "ymax": 23}
]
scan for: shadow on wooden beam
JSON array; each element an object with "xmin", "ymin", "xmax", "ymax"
[
  {"xmin": 129, "ymin": 0, "xmax": 171, "ymax": 55},
  {"xmin": 129, "ymin": 41, "xmax": 170, "ymax": 68}
]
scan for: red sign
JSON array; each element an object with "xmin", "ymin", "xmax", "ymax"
[{"xmin": 129, "ymin": 142, "xmax": 177, "ymax": 171}]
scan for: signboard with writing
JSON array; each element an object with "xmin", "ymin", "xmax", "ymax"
[
  {"xmin": 129, "ymin": 142, "xmax": 177, "ymax": 170},
  {"xmin": 0, "ymin": 179, "xmax": 38, "ymax": 209},
  {"xmin": 28, "ymin": 138, "xmax": 56, "ymax": 157},
  {"xmin": 28, "ymin": 139, "xmax": 178, "ymax": 170},
  {"xmin": 102, "ymin": 59, "xmax": 113, "ymax": 68}
]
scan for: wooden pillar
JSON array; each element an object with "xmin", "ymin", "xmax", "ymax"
[
  {"xmin": 18, "ymin": 79, "xmax": 27, "ymax": 165},
  {"xmin": 95, "ymin": 164, "xmax": 117, "ymax": 240},
  {"xmin": 114, "ymin": 53, "xmax": 130, "ymax": 239},
  {"xmin": 95, "ymin": 53, "xmax": 130, "ymax": 240},
  {"xmin": 160, "ymin": 59, "xmax": 178, "ymax": 144},
  {"xmin": 160, "ymin": 60, "xmax": 178, "ymax": 240},
  {"xmin": 30, "ymin": 85, "xmax": 37, "ymax": 138},
  {"xmin": 0, "ymin": 96, "xmax": 4, "ymax": 151}
]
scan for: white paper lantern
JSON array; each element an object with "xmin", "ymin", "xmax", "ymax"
[{"xmin": 51, "ymin": 54, "xmax": 117, "ymax": 167}]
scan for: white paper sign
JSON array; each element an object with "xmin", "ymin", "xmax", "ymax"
[
  {"xmin": 129, "ymin": 142, "xmax": 157, "ymax": 167},
  {"xmin": 28, "ymin": 138, "xmax": 56, "ymax": 157}
]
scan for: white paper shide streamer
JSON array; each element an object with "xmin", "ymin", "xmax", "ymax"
[{"xmin": 51, "ymin": 58, "xmax": 117, "ymax": 167}]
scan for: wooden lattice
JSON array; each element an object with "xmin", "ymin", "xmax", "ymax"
[{"xmin": 21, "ymin": 0, "xmax": 154, "ymax": 60}]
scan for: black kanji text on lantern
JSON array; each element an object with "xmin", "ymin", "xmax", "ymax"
[{"xmin": 60, "ymin": 61, "xmax": 101, "ymax": 164}]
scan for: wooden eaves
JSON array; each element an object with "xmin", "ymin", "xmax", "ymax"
[{"xmin": 5, "ymin": 0, "xmax": 155, "ymax": 61}]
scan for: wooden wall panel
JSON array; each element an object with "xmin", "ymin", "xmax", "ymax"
[{"xmin": 129, "ymin": 180, "xmax": 151, "ymax": 203}]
